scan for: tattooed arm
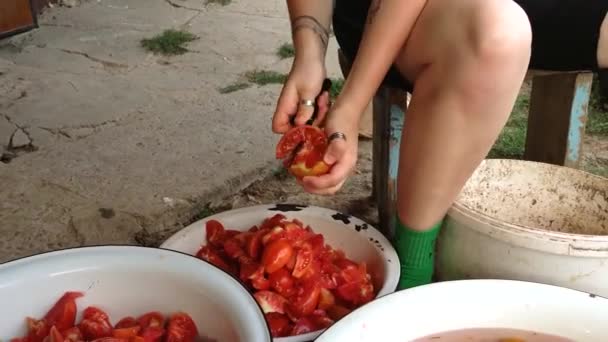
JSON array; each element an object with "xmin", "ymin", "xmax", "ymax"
[
  {"xmin": 286, "ymin": 1, "xmax": 334, "ymax": 62},
  {"xmin": 333, "ymin": 0, "xmax": 427, "ymax": 117}
]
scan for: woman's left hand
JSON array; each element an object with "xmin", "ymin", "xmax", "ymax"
[{"xmin": 300, "ymin": 106, "xmax": 360, "ymax": 195}]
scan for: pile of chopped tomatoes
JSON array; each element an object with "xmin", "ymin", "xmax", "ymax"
[
  {"xmin": 11, "ymin": 292, "xmax": 198, "ymax": 342},
  {"xmin": 196, "ymin": 214, "xmax": 376, "ymax": 337}
]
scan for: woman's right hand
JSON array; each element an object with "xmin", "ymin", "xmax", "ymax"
[{"xmin": 272, "ymin": 58, "xmax": 330, "ymax": 134}]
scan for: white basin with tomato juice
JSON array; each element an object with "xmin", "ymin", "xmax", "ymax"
[{"xmin": 160, "ymin": 204, "xmax": 400, "ymax": 342}]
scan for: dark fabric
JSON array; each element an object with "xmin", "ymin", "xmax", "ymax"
[{"xmin": 333, "ymin": 0, "xmax": 608, "ymax": 91}]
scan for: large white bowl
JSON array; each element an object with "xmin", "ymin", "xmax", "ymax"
[
  {"xmin": 0, "ymin": 246, "xmax": 272, "ymax": 342},
  {"xmin": 161, "ymin": 204, "xmax": 400, "ymax": 342},
  {"xmin": 437, "ymin": 159, "xmax": 608, "ymax": 297},
  {"xmin": 316, "ymin": 279, "xmax": 608, "ymax": 342}
]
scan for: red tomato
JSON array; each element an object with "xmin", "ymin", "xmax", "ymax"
[
  {"xmin": 165, "ymin": 313, "xmax": 198, "ymax": 342},
  {"xmin": 336, "ymin": 281, "xmax": 374, "ymax": 305},
  {"xmin": 205, "ymin": 219, "xmax": 226, "ymax": 247},
  {"xmin": 196, "ymin": 245, "xmax": 235, "ymax": 275},
  {"xmin": 276, "ymin": 126, "xmax": 330, "ymax": 179},
  {"xmin": 309, "ymin": 311, "xmax": 334, "ymax": 330},
  {"xmin": 254, "ymin": 291, "xmax": 287, "ymax": 314},
  {"xmin": 262, "ymin": 239, "xmax": 294, "ymax": 274},
  {"xmin": 79, "ymin": 307, "xmax": 113, "ymax": 340},
  {"xmin": 261, "ymin": 227, "xmax": 285, "ymax": 245},
  {"xmin": 131, "ymin": 337, "xmax": 145, "ymax": 342},
  {"xmin": 265, "ymin": 313, "xmax": 291, "ymax": 338},
  {"xmin": 139, "ymin": 328, "xmax": 164, "ymax": 342},
  {"xmin": 288, "ymin": 282, "xmax": 321, "ymax": 318},
  {"xmin": 63, "ymin": 327, "xmax": 83, "ymax": 342},
  {"xmin": 268, "ymin": 268, "xmax": 295, "ymax": 298},
  {"xmin": 112, "ymin": 326, "xmax": 140, "ymax": 338},
  {"xmin": 43, "ymin": 291, "xmax": 83, "ymax": 331},
  {"xmin": 47, "ymin": 326, "xmax": 64, "ymax": 342},
  {"xmin": 291, "ymin": 317, "xmax": 316, "ymax": 336},
  {"xmin": 89, "ymin": 338, "xmax": 129, "ymax": 342},
  {"xmin": 114, "ymin": 317, "xmax": 138, "ymax": 329},
  {"xmin": 136, "ymin": 312, "xmax": 165, "ymax": 330}
]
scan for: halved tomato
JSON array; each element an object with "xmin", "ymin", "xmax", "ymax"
[
  {"xmin": 276, "ymin": 126, "xmax": 330, "ymax": 179},
  {"xmin": 79, "ymin": 307, "xmax": 113, "ymax": 340},
  {"xmin": 165, "ymin": 313, "xmax": 198, "ymax": 342}
]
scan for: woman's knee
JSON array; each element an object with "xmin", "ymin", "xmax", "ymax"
[{"xmin": 465, "ymin": 0, "xmax": 532, "ymax": 67}]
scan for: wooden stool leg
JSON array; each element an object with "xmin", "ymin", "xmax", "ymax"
[
  {"xmin": 373, "ymin": 86, "xmax": 407, "ymax": 240},
  {"xmin": 524, "ymin": 72, "xmax": 593, "ymax": 168}
]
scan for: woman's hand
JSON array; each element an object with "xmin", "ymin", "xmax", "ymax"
[
  {"xmin": 300, "ymin": 106, "xmax": 360, "ymax": 195},
  {"xmin": 272, "ymin": 58, "xmax": 330, "ymax": 134}
]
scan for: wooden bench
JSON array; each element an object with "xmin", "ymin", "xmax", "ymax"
[{"xmin": 337, "ymin": 49, "xmax": 595, "ymax": 239}]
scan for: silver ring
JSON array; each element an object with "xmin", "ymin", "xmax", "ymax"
[
  {"xmin": 300, "ymin": 99, "xmax": 315, "ymax": 107},
  {"xmin": 328, "ymin": 132, "xmax": 347, "ymax": 142}
]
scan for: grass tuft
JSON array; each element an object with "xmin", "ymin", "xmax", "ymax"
[
  {"xmin": 276, "ymin": 43, "xmax": 295, "ymax": 59},
  {"xmin": 218, "ymin": 82, "xmax": 251, "ymax": 94},
  {"xmin": 246, "ymin": 70, "xmax": 288, "ymax": 85},
  {"xmin": 141, "ymin": 29, "xmax": 198, "ymax": 56}
]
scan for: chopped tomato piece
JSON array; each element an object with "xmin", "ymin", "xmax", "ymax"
[
  {"xmin": 25, "ymin": 317, "xmax": 49, "ymax": 342},
  {"xmin": 165, "ymin": 313, "xmax": 198, "ymax": 342},
  {"xmin": 79, "ymin": 307, "xmax": 113, "ymax": 340},
  {"xmin": 326, "ymin": 305, "xmax": 352, "ymax": 321},
  {"xmin": 265, "ymin": 313, "xmax": 292, "ymax": 338},
  {"xmin": 43, "ymin": 291, "xmax": 83, "ymax": 331},
  {"xmin": 223, "ymin": 238, "xmax": 245, "ymax": 259},
  {"xmin": 63, "ymin": 327, "xmax": 83, "ymax": 342},
  {"xmin": 47, "ymin": 326, "xmax": 64, "ymax": 342},
  {"xmin": 276, "ymin": 126, "xmax": 330, "ymax": 179},
  {"xmin": 196, "ymin": 245, "xmax": 235, "ymax": 275},
  {"xmin": 268, "ymin": 268, "xmax": 296, "ymax": 298},
  {"xmin": 287, "ymin": 282, "xmax": 321, "ymax": 318},
  {"xmin": 114, "ymin": 316, "xmax": 138, "ymax": 329},
  {"xmin": 139, "ymin": 328, "xmax": 164, "ymax": 342},
  {"xmin": 113, "ymin": 325, "xmax": 141, "ymax": 338},
  {"xmin": 254, "ymin": 291, "xmax": 288, "ymax": 314},
  {"xmin": 261, "ymin": 227, "xmax": 285, "ymax": 245},
  {"xmin": 317, "ymin": 288, "xmax": 336, "ymax": 310},
  {"xmin": 262, "ymin": 239, "xmax": 294, "ymax": 274},
  {"xmin": 292, "ymin": 247, "xmax": 314, "ymax": 279},
  {"xmin": 205, "ymin": 219, "xmax": 226, "ymax": 247},
  {"xmin": 259, "ymin": 214, "xmax": 286, "ymax": 230},
  {"xmin": 246, "ymin": 230, "xmax": 264, "ymax": 259},
  {"xmin": 136, "ymin": 312, "xmax": 165, "ymax": 330},
  {"xmin": 291, "ymin": 317, "xmax": 316, "ymax": 336}
]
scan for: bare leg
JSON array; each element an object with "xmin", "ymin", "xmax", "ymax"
[
  {"xmin": 393, "ymin": 0, "xmax": 532, "ymax": 231},
  {"xmin": 598, "ymin": 13, "xmax": 608, "ymax": 68}
]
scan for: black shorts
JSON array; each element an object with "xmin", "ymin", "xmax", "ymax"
[{"xmin": 333, "ymin": 0, "xmax": 608, "ymax": 92}]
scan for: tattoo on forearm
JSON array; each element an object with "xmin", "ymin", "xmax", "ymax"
[
  {"xmin": 292, "ymin": 15, "xmax": 330, "ymax": 50},
  {"xmin": 367, "ymin": 0, "xmax": 381, "ymax": 25}
]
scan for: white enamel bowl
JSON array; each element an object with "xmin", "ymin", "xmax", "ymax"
[
  {"xmin": 316, "ymin": 279, "xmax": 608, "ymax": 342},
  {"xmin": 161, "ymin": 204, "xmax": 400, "ymax": 342},
  {"xmin": 0, "ymin": 246, "xmax": 272, "ymax": 342}
]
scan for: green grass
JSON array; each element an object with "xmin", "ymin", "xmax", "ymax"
[
  {"xmin": 218, "ymin": 82, "xmax": 251, "ymax": 94},
  {"xmin": 245, "ymin": 70, "xmax": 288, "ymax": 85},
  {"xmin": 328, "ymin": 77, "xmax": 345, "ymax": 100},
  {"xmin": 277, "ymin": 43, "xmax": 295, "ymax": 59},
  {"xmin": 487, "ymin": 94, "xmax": 529, "ymax": 159},
  {"xmin": 141, "ymin": 29, "xmax": 198, "ymax": 56}
]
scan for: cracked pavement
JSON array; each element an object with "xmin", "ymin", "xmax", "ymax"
[{"xmin": 0, "ymin": 0, "xmax": 343, "ymax": 263}]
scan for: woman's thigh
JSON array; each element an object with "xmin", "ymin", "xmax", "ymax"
[{"xmin": 599, "ymin": 13, "xmax": 608, "ymax": 68}]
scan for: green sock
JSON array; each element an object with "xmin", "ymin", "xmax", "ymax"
[{"xmin": 394, "ymin": 217, "xmax": 443, "ymax": 290}]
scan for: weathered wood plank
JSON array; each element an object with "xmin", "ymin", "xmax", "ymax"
[{"xmin": 524, "ymin": 72, "xmax": 593, "ymax": 168}]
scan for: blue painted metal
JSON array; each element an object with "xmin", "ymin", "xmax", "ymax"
[
  {"xmin": 387, "ymin": 104, "xmax": 405, "ymax": 239},
  {"xmin": 566, "ymin": 77, "xmax": 592, "ymax": 165}
]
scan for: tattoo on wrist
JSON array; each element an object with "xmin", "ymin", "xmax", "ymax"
[
  {"xmin": 367, "ymin": 0, "xmax": 381, "ymax": 25},
  {"xmin": 292, "ymin": 16, "xmax": 329, "ymax": 50}
]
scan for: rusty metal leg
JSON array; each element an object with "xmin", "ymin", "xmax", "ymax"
[{"xmin": 524, "ymin": 71, "xmax": 593, "ymax": 168}]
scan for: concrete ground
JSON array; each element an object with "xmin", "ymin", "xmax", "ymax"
[{"xmin": 0, "ymin": 0, "xmax": 345, "ymax": 262}]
